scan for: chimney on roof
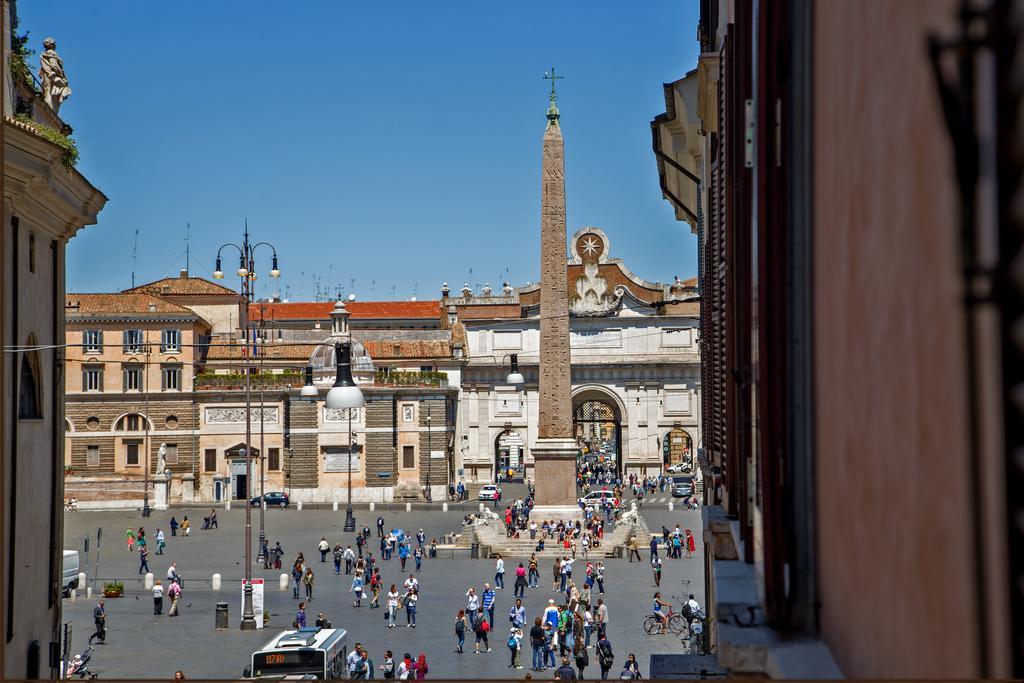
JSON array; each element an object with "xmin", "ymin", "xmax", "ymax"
[
  {"xmin": 161, "ymin": 285, "xmax": 171, "ymax": 294},
  {"xmin": 179, "ymin": 269, "xmax": 188, "ymax": 279},
  {"xmin": 440, "ymin": 282, "xmax": 450, "ymax": 301},
  {"xmin": 148, "ymin": 303, "xmax": 157, "ymax": 312},
  {"xmin": 447, "ymin": 304, "xmax": 457, "ymax": 328}
]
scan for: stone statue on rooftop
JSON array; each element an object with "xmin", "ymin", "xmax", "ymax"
[{"xmin": 39, "ymin": 37, "xmax": 72, "ymax": 113}]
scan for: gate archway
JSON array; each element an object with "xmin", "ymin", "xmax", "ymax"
[
  {"xmin": 495, "ymin": 430, "xmax": 525, "ymax": 483},
  {"xmin": 573, "ymin": 398, "xmax": 622, "ymax": 477},
  {"xmin": 662, "ymin": 428, "xmax": 693, "ymax": 472}
]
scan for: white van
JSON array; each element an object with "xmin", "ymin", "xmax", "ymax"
[{"xmin": 62, "ymin": 550, "xmax": 80, "ymax": 597}]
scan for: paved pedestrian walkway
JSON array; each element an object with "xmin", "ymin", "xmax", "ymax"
[{"xmin": 63, "ymin": 506, "xmax": 705, "ymax": 679}]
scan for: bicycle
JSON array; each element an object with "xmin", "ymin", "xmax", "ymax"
[
  {"xmin": 679, "ymin": 616, "xmax": 707, "ymax": 654},
  {"xmin": 643, "ymin": 606, "xmax": 687, "ymax": 635}
]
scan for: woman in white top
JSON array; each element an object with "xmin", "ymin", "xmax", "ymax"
[
  {"xmin": 387, "ymin": 584, "xmax": 400, "ymax": 628},
  {"xmin": 466, "ymin": 588, "xmax": 480, "ymax": 627}
]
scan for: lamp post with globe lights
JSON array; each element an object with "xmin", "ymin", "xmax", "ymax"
[{"xmin": 211, "ymin": 224, "xmax": 281, "ymax": 631}]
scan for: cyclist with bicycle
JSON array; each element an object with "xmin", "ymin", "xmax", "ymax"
[{"xmin": 651, "ymin": 592, "xmax": 672, "ymax": 634}]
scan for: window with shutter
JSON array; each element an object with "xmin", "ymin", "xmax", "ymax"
[
  {"xmin": 164, "ymin": 444, "xmax": 178, "ymax": 465},
  {"xmin": 204, "ymin": 449, "xmax": 217, "ymax": 472},
  {"xmin": 268, "ymin": 448, "xmax": 280, "ymax": 471}
]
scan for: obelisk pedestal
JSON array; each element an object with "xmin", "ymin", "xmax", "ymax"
[{"xmin": 530, "ymin": 72, "xmax": 581, "ymax": 520}]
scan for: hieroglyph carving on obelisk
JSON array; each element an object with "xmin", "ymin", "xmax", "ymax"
[{"xmin": 538, "ymin": 74, "xmax": 572, "ymax": 440}]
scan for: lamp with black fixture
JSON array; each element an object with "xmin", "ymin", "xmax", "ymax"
[{"xmin": 325, "ymin": 341, "xmax": 364, "ymax": 532}]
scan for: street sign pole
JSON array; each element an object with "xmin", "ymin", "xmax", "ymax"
[{"xmin": 92, "ymin": 528, "xmax": 102, "ymax": 593}]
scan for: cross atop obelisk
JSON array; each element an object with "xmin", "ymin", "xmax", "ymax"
[{"xmin": 532, "ymin": 66, "xmax": 579, "ymax": 510}]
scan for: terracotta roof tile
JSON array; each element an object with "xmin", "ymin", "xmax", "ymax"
[
  {"xmin": 126, "ymin": 276, "xmax": 238, "ymax": 296},
  {"xmin": 204, "ymin": 342, "xmax": 317, "ymax": 361},
  {"xmin": 66, "ymin": 292, "xmax": 197, "ymax": 316},
  {"xmin": 362, "ymin": 339, "xmax": 451, "ymax": 360},
  {"xmin": 254, "ymin": 301, "xmax": 440, "ymax": 320}
]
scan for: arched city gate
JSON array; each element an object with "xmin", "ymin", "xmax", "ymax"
[
  {"xmin": 495, "ymin": 430, "xmax": 526, "ymax": 483},
  {"xmin": 573, "ymin": 399, "xmax": 622, "ymax": 476}
]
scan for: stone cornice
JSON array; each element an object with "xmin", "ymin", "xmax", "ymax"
[{"xmin": 3, "ymin": 118, "xmax": 107, "ymax": 240}]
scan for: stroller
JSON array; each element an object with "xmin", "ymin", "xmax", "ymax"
[
  {"xmin": 65, "ymin": 646, "xmax": 97, "ymax": 679},
  {"xmin": 201, "ymin": 516, "xmax": 212, "ymax": 530}
]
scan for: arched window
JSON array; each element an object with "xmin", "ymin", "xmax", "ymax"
[
  {"xmin": 18, "ymin": 352, "xmax": 41, "ymax": 419},
  {"xmin": 116, "ymin": 414, "xmax": 147, "ymax": 431}
]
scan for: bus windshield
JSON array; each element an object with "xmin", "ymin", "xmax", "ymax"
[{"xmin": 252, "ymin": 649, "xmax": 325, "ymax": 678}]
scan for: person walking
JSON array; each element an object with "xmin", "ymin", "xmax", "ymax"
[
  {"xmin": 126, "ymin": 527, "xmax": 135, "ymax": 552},
  {"xmin": 155, "ymin": 528, "xmax": 166, "ymax": 555},
  {"xmin": 351, "ymin": 572, "xmax": 365, "ymax": 607},
  {"xmin": 386, "ymin": 585, "xmax": 400, "ymax": 628},
  {"xmin": 651, "ymin": 557, "xmax": 662, "ymax": 587},
  {"xmin": 272, "ymin": 542, "xmax": 283, "ymax": 569},
  {"xmin": 333, "ymin": 544, "xmax": 343, "ymax": 575},
  {"xmin": 291, "ymin": 563, "xmax": 302, "ymax": 599},
  {"xmin": 649, "ymin": 535, "xmax": 659, "ymax": 562},
  {"xmin": 415, "ymin": 652, "xmax": 428, "ymax": 680},
  {"xmin": 294, "ymin": 602, "xmax": 307, "ymax": 628},
  {"xmin": 514, "ymin": 563, "xmax": 527, "ymax": 598},
  {"xmin": 574, "ymin": 634, "xmax": 589, "ymax": 679},
  {"xmin": 377, "ymin": 515, "xmax": 385, "ymax": 537},
  {"xmin": 454, "ymin": 609, "xmax": 468, "ymax": 653},
  {"xmin": 138, "ymin": 545, "xmax": 150, "ymax": 574},
  {"xmin": 595, "ymin": 599, "xmax": 608, "ymax": 640},
  {"xmin": 404, "ymin": 588, "xmax": 418, "ymax": 627},
  {"xmin": 508, "ymin": 627, "xmax": 523, "ymax": 669},
  {"xmin": 509, "ymin": 598, "xmax": 526, "ymax": 630},
  {"xmin": 528, "ymin": 554, "xmax": 540, "ymax": 589},
  {"xmin": 399, "ymin": 541, "xmax": 409, "ymax": 571},
  {"xmin": 181, "ymin": 516, "xmax": 190, "ymax": 537},
  {"xmin": 596, "ymin": 634, "xmax": 614, "ymax": 680},
  {"xmin": 369, "ymin": 570, "xmax": 382, "ymax": 609},
  {"xmin": 318, "ymin": 537, "xmax": 330, "ymax": 562},
  {"xmin": 552, "ymin": 557, "xmax": 562, "ymax": 591},
  {"xmin": 472, "ymin": 608, "xmax": 491, "ymax": 653},
  {"xmin": 494, "ymin": 554, "xmax": 505, "ymax": 590},
  {"xmin": 303, "ymin": 567, "xmax": 315, "ymax": 601},
  {"xmin": 685, "ymin": 529, "xmax": 696, "ymax": 558},
  {"xmin": 529, "ymin": 617, "xmax": 545, "ymax": 671},
  {"xmin": 152, "ymin": 579, "xmax": 164, "ymax": 615},
  {"xmin": 627, "ymin": 536, "xmax": 641, "ymax": 562},
  {"xmin": 169, "ymin": 516, "xmax": 178, "ymax": 537},
  {"xmin": 87, "ymin": 600, "xmax": 106, "ymax": 644},
  {"xmin": 344, "ymin": 545, "xmax": 355, "ymax": 574},
  {"xmin": 594, "ymin": 562, "xmax": 606, "ymax": 594},
  {"xmin": 413, "ymin": 544, "xmax": 423, "ymax": 571},
  {"xmin": 168, "ymin": 579, "xmax": 182, "ymax": 617},
  {"xmin": 209, "ymin": 509, "xmax": 218, "ymax": 529},
  {"xmin": 465, "ymin": 588, "xmax": 480, "ymax": 627},
  {"xmin": 482, "ymin": 583, "xmax": 496, "ymax": 625}
]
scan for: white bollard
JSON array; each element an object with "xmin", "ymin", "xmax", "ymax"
[
  {"xmin": 279, "ymin": 574, "xmax": 289, "ymax": 591},
  {"xmin": 370, "ymin": 502, "xmax": 375, "ymax": 512},
  {"xmin": 78, "ymin": 572, "xmax": 87, "ymax": 589},
  {"xmin": 86, "ymin": 586, "xmax": 92, "ymax": 599},
  {"xmin": 333, "ymin": 501, "xmax": 338, "ymax": 512},
  {"xmin": 225, "ymin": 500, "xmax": 231, "ymax": 511},
  {"xmin": 144, "ymin": 573, "xmax": 154, "ymax": 590},
  {"xmin": 668, "ymin": 501, "xmax": 674, "ymax": 511},
  {"xmin": 442, "ymin": 502, "xmax": 448, "ymax": 512},
  {"xmin": 297, "ymin": 501, "xmax": 303, "ymax": 511},
  {"xmin": 479, "ymin": 503, "xmax": 485, "ymax": 513},
  {"xmin": 212, "ymin": 573, "xmax": 222, "ymax": 591},
  {"xmin": 263, "ymin": 501, "xmax": 267, "ymax": 511},
  {"xmin": 406, "ymin": 502, "xmax": 411, "ymax": 512},
  {"xmin": 69, "ymin": 588, "xmax": 76, "ymax": 601}
]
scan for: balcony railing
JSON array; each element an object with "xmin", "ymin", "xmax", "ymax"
[{"xmin": 193, "ymin": 371, "xmax": 302, "ymax": 390}]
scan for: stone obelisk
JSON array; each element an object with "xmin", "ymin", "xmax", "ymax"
[{"xmin": 532, "ymin": 69, "xmax": 580, "ymax": 511}]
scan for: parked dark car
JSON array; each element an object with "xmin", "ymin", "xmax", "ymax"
[{"xmin": 251, "ymin": 491, "xmax": 289, "ymax": 507}]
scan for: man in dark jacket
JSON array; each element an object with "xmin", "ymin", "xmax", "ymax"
[
  {"xmin": 530, "ymin": 618, "xmax": 546, "ymax": 671},
  {"xmin": 596, "ymin": 635, "xmax": 614, "ymax": 680},
  {"xmin": 556, "ymin": 656, "xmax": 578, "ymax": 681}
]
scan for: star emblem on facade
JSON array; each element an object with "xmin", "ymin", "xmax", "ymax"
[{"xmin": 582, "ymin": 236, "xmax": 600, "ymax": 257}]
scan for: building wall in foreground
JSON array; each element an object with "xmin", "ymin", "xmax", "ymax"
[{"xmin": 812, "ymin": 0, "xmax": 977, "ymax": 676}]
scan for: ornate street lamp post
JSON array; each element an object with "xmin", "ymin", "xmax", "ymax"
[
  {"xmin": 212, "ymin": 224, "xmax": 280, "ymax": 630},
  {"xmin": 324, "ymin": 342, "xmax": 364, "ymax": 532}
]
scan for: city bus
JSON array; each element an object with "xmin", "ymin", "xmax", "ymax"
[{"xmin": 246, "ymin": 627, "xmax": 348, "ymax": 679}]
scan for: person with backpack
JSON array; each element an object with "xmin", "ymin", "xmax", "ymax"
[
  {"xmin": 332, "ymin": 544, "xmax": 343, "ymax": 575},
  {"xmin": 621, "ymin": 653, "xmax": 641, "ymax": 679},
  {"xmin": 472, "ymin": 607, "xmax": 491, "ymax": 653},
  {"xmin": 508, "ymin": 627, "xmax": 524, "ymax": 669},
  {"xmin": 574, "ymin": 638, "xmax": 589, "ymax": 679},
  {"xmin": 596, "ymin": 634, "xmax": 614, "ymax": 679},
  {"xmin": 454, "ymin": 609, "xmax": 468, "ymax": 653}
]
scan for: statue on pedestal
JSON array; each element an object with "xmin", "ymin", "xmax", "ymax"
[
  {"xmin": 39, "ymin": 37, "xmax": 71, "ymax": 113},
  {"xmin": 156, "ymin": 443, "xmax": 167, "ymax": 475}
]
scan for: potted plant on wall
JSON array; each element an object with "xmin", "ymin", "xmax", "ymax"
[{"xmin": 102, "ymin": 581, "xmax": 123, "ymax": 598}]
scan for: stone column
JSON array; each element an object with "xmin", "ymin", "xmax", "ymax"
[{"xmin": 532, "ymin": 100, "xmax": 580, "ymax": 511}]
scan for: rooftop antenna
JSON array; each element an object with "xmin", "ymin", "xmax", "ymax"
[
  {"xmin": 130, "ymin": 229, "xmax": 139, "ymax": 288},
  {"xmin": 350, "ymin": 278, "xmax": 356, "ymax": 298},
  {"xmin": 371, "ymin": 280, "xmax": 376, "ymax": 298},
  {"xmin": 413, "ymin": 282, "xmax": 418, "ymax": 299},
  {"xmin": 391, "ymin": 284, "xmax": 396, "ymax": 298},
  {"xmin": 185, "ymin": 222, "xmax": 190, "ymax": 274}
]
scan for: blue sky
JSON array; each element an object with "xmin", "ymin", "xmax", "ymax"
[{"xmin": 20, "ymin": 1, "xmax": 699, "ymax": 301}]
